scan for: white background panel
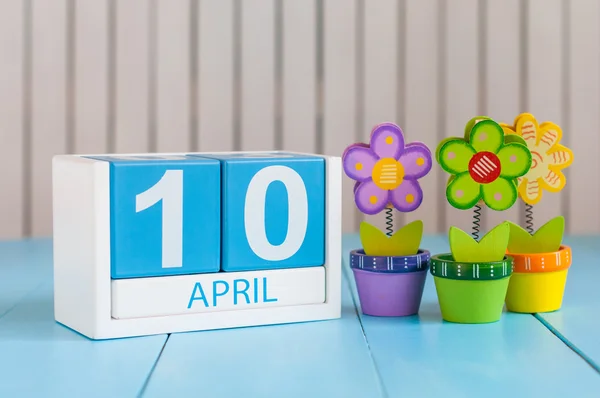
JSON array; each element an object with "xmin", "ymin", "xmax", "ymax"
[
  {"xmin": 566, "ymin": 0, "xmax": 599, "ymax": 233},
  {"xmin": 281, "ymin": 0, "xmax": 316, "ymax": 153},
  {"xmin": 155, "ymin": 1, "xmax": 190, "ymax": 153},
  {"xmin": 361, "ymin": 0, "xmax": 400, "ymax": 234},
  {"xmin": 30, "ymin": 0, "xmax": 68, "ymax": 236},
  {"xmin": 240, "ymin": 0, "xmax": 275, "ymax": 151},
  {"xmin": 322, "ymin": 0, "xmax": 358, "ymax": 233},
  {"xmin": 403, "ymin": 0, "xmax": 440, "ymax": 234},
  {"xmin": 73, "ymin": 0, "xmax": 109, "ymax": 155},
  {"xmin": 525, "ymin": 0, "xmax": 563, "ymax": 231},
  {"xmin": 114, "ymin": 0, "xmax": 150, "ymax": 153},
  {"xmin": 483, "ymin": 0, "xmax": 522, "ymax": 231},
  {"xmin": 0, "ymin": 0, "xmax": 24, "ymax": 238},
  {"xmin": 442, "ymin": 0, "xmax": 479, "ymax": 236},
  {"xmin": 197, "ymin": 0, "xmax": 235, "ymax": 152}
]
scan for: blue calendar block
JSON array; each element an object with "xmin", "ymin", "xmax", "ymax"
[
  {"xmin": 191, "ymin": 152, "xmax": 325, "ymax": 272},
  {"xmin": 86, "ymin": 155, "xmax": 221, "ymax": 279}
]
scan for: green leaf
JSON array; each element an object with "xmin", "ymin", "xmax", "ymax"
[
  {"xmin": 507, "ymin": 216, "xmax": 564, "ymax": 254},
  {"xmin": 449, "ymin": 222, "xmax": 510, "ymax": 262},
  {"xmin": 360, "ymin": 220, "xmax": 423, "ymax": 256}
]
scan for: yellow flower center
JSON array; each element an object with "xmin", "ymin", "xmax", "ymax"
[{"xmin": 372, "ymin": 158, "xmax": 404, "ymax": 190}]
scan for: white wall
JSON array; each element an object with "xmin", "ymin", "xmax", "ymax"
[{"xmin": 0, "ymin": 0, "xmax": 598, "ymax": 238}]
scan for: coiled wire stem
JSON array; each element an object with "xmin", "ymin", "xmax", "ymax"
[
  {"xmin": 472, "ymin": 204, "xmax": 482, "ymax": 240},
  {"xmin": 385, "ymin": 207, "xmax": 394, "ymax": 236},
  {"xmin": 525, "ymin": 204, "xmax": 534, "ymax": 234}
]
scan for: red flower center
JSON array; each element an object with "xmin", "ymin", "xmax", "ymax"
[{"xmin": 468, "ymin": 151, "xmax": 501, "ymax": 184}]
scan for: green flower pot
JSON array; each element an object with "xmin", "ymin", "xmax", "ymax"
[{"xmin": 430, "ymin": 254, "xmax": 514, "ymax": 324}]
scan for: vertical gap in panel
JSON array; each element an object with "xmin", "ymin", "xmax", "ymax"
[
  {"xmin": 274, "ymin": 0, "xmax": 283, "ymax": 150},
  {"xmin": 354, "ymin": 0, "xmax": 365, "ymax": 231},
  {"xmin": 22, "ymin": 0, "xmax": 33, "ymax": 236},
  {"xmin": 148, "ymin": 0, "xmax": 158, "ymax": 152},
  {"xmin": 107, "ymin": 0, "xmax": 116, "ymax": 153},
  {"xmin": 561, "ymin": 0, "xmax": 571, "ymax": 230},
  {"xmin": 233, "ymin": 0, "xmax": 242, "ymax": 151},
  {"xmin": 519, "ymin": 0, "xmax": 529, "ymax": 228},
  {"xmin": 66, "ymin": 0, "xmax": 75, "ymax": 154},
  {"xmin": 395, "ymin": 0, "xmax": 407, "ymax": 229},
  {"xmin": 190, "ymin": 0, "xmax": 199, "ymax": 152},
  {"xmin": 477, "ymin": 0, "xmax": 488, "ymax": 231},
  {"xmin": 315, "ymin": 0, "xmax": 324, "ymax": 155},
  {"xmin": 436, "ymin": 0, "xmax": 447, "ymax": 233}
]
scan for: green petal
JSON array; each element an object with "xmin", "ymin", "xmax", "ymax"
[
  {"xmin": 463, "ymin": 116, "xmax": 492, "ymax": 139},
  {"xmin": 437, "ymin": 139, "xmax": 475, "ymax": 174},
  {"xmin": 446, "ymin": 173, "xmax": 481, "ymax": 210},
  {"xmin": 469, "ymin": 119, "xmax": 504, "ymax": 153},
  {"xmin": 481, "ymin": 177, "xmax": 518, "ymax": 211},
  {"xmin": 497, "ymin": 142, "xmax": 532, "ymax": 178}
]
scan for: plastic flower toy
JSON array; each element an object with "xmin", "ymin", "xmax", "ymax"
[
  {"xmin": 500, "ymin": 113, "xmax": 573, "ymax": 205},
  {"xmin": 436, "ymin": 117, "xmax": 532, "ymax": 211},
  {"xmin": 343, "ymin": 122, "xmax": 433, "ymax": 318},
  {"xmin": 342, "ymin": 123, "xmax": 432, "ymax": 215}
]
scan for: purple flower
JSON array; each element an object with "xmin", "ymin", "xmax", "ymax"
[{"xmin": 342, "ymin": 123, "xmax": 432, "ymax": 215}]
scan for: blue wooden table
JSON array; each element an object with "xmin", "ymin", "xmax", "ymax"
[{"xmin": 0, "ymin": 235, "xmax": 599, "ymax": 397}]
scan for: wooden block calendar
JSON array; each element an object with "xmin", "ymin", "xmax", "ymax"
[{"xmin": 52, "ymin": 151, "xmax": 341, "ymax": 340}]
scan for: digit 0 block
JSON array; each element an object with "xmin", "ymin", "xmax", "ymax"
[
  {"xmin": 195, "ymin": 152, "xmax": 325, "ymax": 272},
  {"xmin": 52, "ymin": 151, "xmax": 341, "ymax": 340}
]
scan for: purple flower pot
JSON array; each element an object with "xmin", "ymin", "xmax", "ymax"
[{"xmin": 350, "ymin": 249, "xmax": 430, "ymax": 317}]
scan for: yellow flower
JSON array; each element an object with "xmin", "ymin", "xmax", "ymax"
[{"xmin": 500, "ymin": 113, "xmax": 573, "ymax": 205}]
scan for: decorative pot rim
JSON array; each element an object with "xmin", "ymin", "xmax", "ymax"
[
  {"xmin": 349, "ymin": 248, "xmax": 430, "ymax": 273},
  {"xmin": 507, "ymin": 245, "xmax": 572, "ymax": 273},
  {"xmin": 429, "ymin": 253, "xmax": 513, "ymax": 281}
]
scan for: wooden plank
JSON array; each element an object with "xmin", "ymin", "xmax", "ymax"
[
  {"xmin": 281, "ymin": 0, "xmax": 316, "ymax": 153},
  {"xmin": 155, "ymin": 0, "xmax": 190, "ymax": 152},
  {"xmin": 30, "ymin": 0, "xmax": 68, "ymax": 237},
  {"xmin": 322, "ymin": 0, "xmax": 358, "ymax": 233},
  {"xmin": 538, "ymin": 236, "xmax": 600, "ymax": 371},
  {"xmin": 442, "ymin": 0, "xmax": 479, "ymax": 235},
  {"xmin": 404, "ymin": 0, "xmax": 440, "ymax": 234},
  {"xmin": 142, "ymin": 276, "xmax": 382, "ymax": 397},
  {"xmin": 240, "ymin": 0, "xmax": 275, "ymax": 151},
  {"xmin": 114, "ymin": 0, "xmax": 150, "ymax": 153},
  {"xmin": 0, "ymin": 240, "xmax": 168, "ymax": 397},
  {"xmin": 73, "ymin": 0, "xmax": 109, "ymax": 154},
  {"xmin": 525, "ymin": 0, "xmax": 563, "ymax": 231},
  {"xmin": 0, "ymin": 0, "xmax": 24, "ymax": 239},
  {"xmin": 361, "ymin": 0, "xmax": 400, "ymax": 234},
  {"xmin": 197, "ymin": 0, "xmax": 235, "ymax": 152},
  {"xmin": 483, "ymin": 0, "xmax": 522, "ymax": 231},
  {"xmin": 343, "ymin": 234, "xmax": 600, "ymax": 395},
  {"xmin": 567, "ymin": 0, "xmax": 599, "ymax": 234}
]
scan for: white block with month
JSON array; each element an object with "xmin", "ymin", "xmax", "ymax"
[{"xmin": 52, "ymin": 151, "xmax": 341, "ymax": 340}]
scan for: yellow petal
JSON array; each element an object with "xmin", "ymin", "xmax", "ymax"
[
  {"xmin": 519, "ymin": 178, "xmax": 543, "ymax": 205},
  {"xmin": 540, "ymin": 168, "xmax": 566, "ymax": 192},
  {"xmin": 538, "ymin": 122, "xmax": 563, "ymax": 151},
  {"xmin": 547, "ymin": 144, "xmax": 573, "ymax": 168},
  {"xmin": 515, "ymin": 114, "xmax": 540, "ymax": 144}
]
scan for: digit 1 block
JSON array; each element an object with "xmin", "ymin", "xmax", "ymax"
[
  {"xmin": 52, "ymin": 151, "xmax": 341, "ymax": 340},
  {"xmin": 86, "ymin": 155, "xmax": 221, "ymax": 278},
  {"xmin": 194, "ymin": 152, "xmax": 325, "ymax": 272}
]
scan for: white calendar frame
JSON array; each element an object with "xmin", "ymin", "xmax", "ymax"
[{"xmin": 52, "ymin": 151, "xmax": 341, "ymax": 340}]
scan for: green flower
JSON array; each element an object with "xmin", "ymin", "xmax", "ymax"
[{"xmin": 436, "ymin": 118, "xmax": 532, "ymax": 211}]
